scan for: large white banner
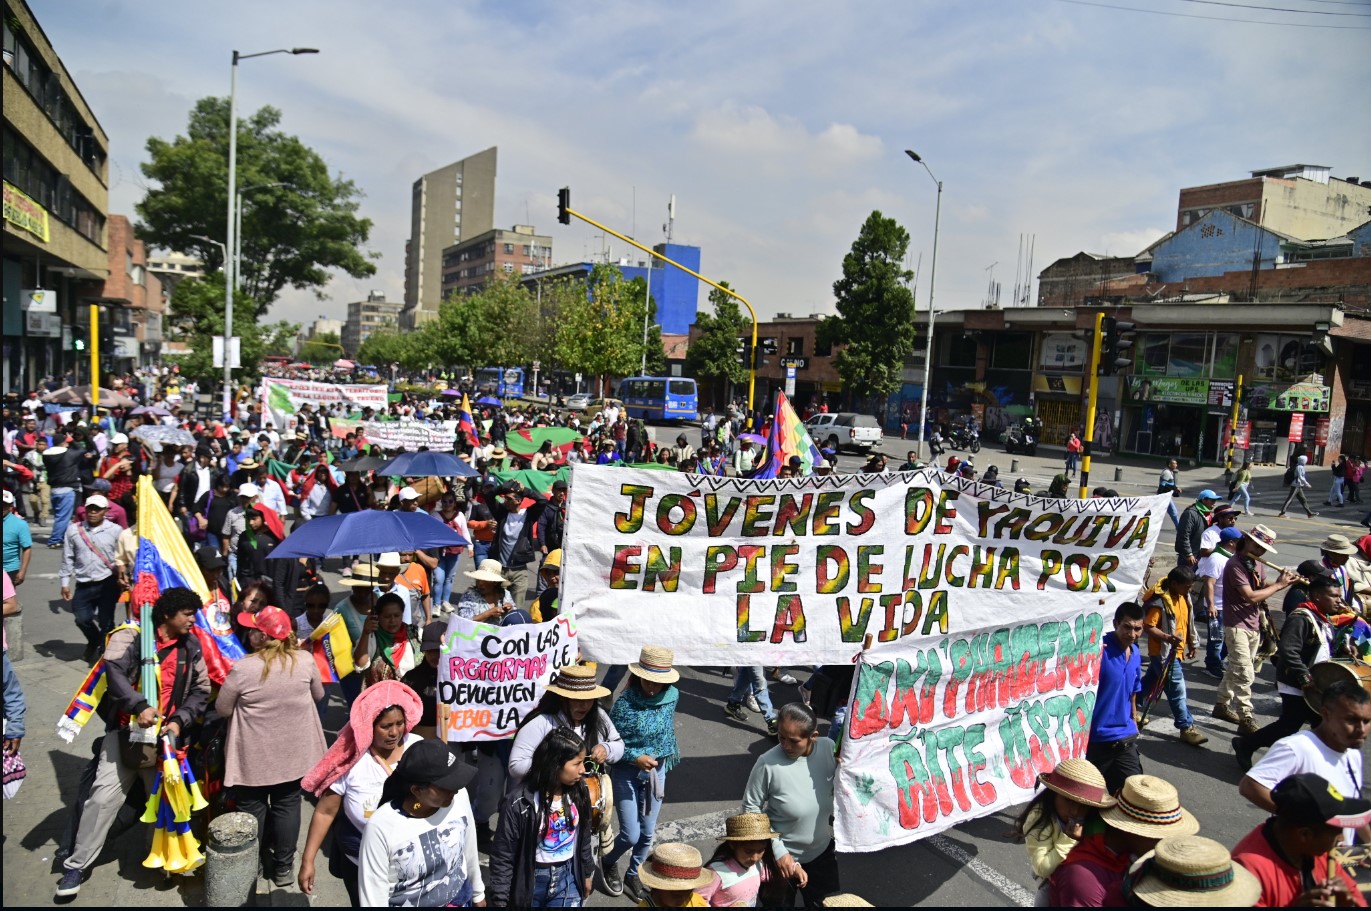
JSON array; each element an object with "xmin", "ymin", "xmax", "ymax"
[
  {"xmin": 436, "ymin": 614, "xmax": 577, "ymax": 741},
  {"xmin": 261, "ymin": 378, "xmax": 389, "ymax": 430},
  {"xmin": 563, "ymin": 465, "xmax": 1167, "ymax": 851}
]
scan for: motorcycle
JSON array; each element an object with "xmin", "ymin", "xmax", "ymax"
[
  {"xmin": 947, "ymin": 425, "xmax": 981, "ymax": 453},
  {"xmin": 1004, "ymin": 421, "xmax": 1038, "ymax": 456}
]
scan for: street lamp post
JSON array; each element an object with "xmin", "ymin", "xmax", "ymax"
[
  {"xmin": 906, "ymin": 149, "xmax": 942, "ymax": 462},
  {"xmin": 223, "ymin": 47, "xmax": 317, "ymax": 421}
]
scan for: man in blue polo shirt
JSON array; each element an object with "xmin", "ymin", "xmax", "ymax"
[{"xmin": 1085, "ymin": 601, "xmax": 1146, "ymax": 794}]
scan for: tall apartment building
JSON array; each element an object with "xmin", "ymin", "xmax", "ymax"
[
  {"xmin": 343, "ymin": 291, "xmax": 402, "ymax": 357},
  {"xmin": 440, "ymin": 225, "xmax": 552, "ymax": 299},
  {"xmin": 2, "ymin": 0, "xmax": 111, "ymax": 392},
  {"xmin": 401, "ymin": 147, "xmax": 497, "ymax": 329}
]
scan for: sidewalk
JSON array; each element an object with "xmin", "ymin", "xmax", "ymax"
[{"xmin": 2, "ymin": 536, "xmax": 344, "ymax": 907}]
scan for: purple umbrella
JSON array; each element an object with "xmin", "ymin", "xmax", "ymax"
[
  {"xmin": 271, "ymin": 510, "xmax": 469, "ymax": 559},
  {"xmin": 739, "ymin": 432, "xmax": 767, "ymax": 446},
  {"xmin": 441, "ymin": 389, "xmax": 462, "ymax": 397}
]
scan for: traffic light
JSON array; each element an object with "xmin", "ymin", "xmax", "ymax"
[
  {"xmin": 557, "ymin": 187, "xmax": 570, "ymax": 226},
  {"xmin": 1100, "ymin": 316, "xmax": 1135, "ymax": 375},
  {"xmin": 72, "ymin": 328, "xmax": 87, "ymax": 352},
  {"xmin": 99, "ymin": 319, "xmax": 114, "ymax": 355},
  {"xmin": 737, "ymin": 337, "xmax": 752, "ymax": 367}
]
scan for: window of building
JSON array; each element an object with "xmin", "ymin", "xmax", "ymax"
[
  {"xmin": 938, "ymin": 333, "xmax": 978, "ymax": 368},
  {"xmin": 503, "ymin": 243, "xmax": 514, "ymax": 255},
  {"xmin": 2, "ymin": 23, "xmax": 105, "ymax": 177},
  {"xmin": 502, "ymin": 262, "xmax": 514, "ymax": 273},
  {"xmin": 786, "ymin": 337, "xmax": 804, "ymax": 356},
  {"xmin": 1, "ymin": 127, "xmax": 105, "ymax": 244},
  {"xmin": 990, "ymin": 334, "xmax": 1032, "ymax": 369}
]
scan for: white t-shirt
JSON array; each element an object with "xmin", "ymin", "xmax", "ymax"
[
  {"xmin": 1198, "ymin": 551, "xmax": 1230, "ymax": 611},
  {"xmin": 330, "ymin": 733, "xmax": 423, "ymax": 862},
  {"xmin": 533, "ymin": 793, "xmax": 580, "ymax": 865},
  {"xmin": 1247, "ymin": 730, "xmax": 1364, "ymax": 844},
  {"xmin": 357, "ymin": 787, "xmax": 484, "ymax": 907},
  {"xmin": 1199, "ymin": 525, "xmax": 1222, "ymax": 553}
]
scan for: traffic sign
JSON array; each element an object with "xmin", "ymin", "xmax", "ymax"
[{"xmin": 785, "ymin": 366, "xmax": 796, "ymax": 379}]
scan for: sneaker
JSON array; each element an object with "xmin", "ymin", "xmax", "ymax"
[
  {"xmin": 623, "ymin": 873, "xmax": 645, "ymax": 904},
  {"xmin": 772, "ymin": 670, "xmax": 799, "ymax": 685},
  {"xmin": 55, "ymin": 869, "xmax": 86, "ymax": 898},
  {"xmin": 1179, "ymin": 727, "xmax": 1208, "ymax": 747},
  {"xmin": 1212, "ymin": 703, "xmax": 1240, "ymax": 724},
  {"xmin": 1307, "ymin": 511, "xmax": 1319, "ymax": 518},
  {"xmin": 1234, "ymin": 735, "xmax": 1256, "ymax": 772},
  {"xmin": 766, "ymin": 717, "xmax": 779, "ymax": 736},
  {"xmin": 1276, "ymin": 512, "xmax": 1288, "ymax": 518},
  {"xmin": 1237, "ymin": 717, "xmax": 1260, "ymax": 736},
  {"xmin": 744, "ymin": 693, "xmax": 761, "ymax": 714},
  {"xmin": 272, "ymin": 866, "xmax": 295, "ymax": 888},
  {"xmin": 723, "ymin": 702, "xmax": 749, "ymax": 724},
  {"xmin": 602, "ymin": 858, "xmax": 624, "ymax": 896}
]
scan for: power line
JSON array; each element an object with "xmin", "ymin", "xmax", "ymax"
[
  {"xmin": 1052, "ymin": 0, "xmax": 1371, "ymax": 26},
  {"xmin": 1174, "ymin": 0, "xmax": 1371, "ymax": 15}
]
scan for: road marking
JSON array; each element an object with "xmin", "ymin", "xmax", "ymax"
[
  {"xmin": 927, "ymin": 833, "xmax": 1034, "ymax": 907},
  {"xmin": 656, "ymin": 808, "xmax": 1034, "ymax": 907}
]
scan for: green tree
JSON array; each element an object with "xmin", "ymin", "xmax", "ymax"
[
  {"xmin": 161, "ymin": 273, "xmax": 299, "ymax": 380},
  {"xmin": 686, "ymin": 282, "xmax": 749, "ymax": 406},
  {"xmin": 819, "ymin": 210, "xmax": 916, "ymax": 404},
  {"xmin": 137, "ymin": 97, "xmax": 377, "ymax": 318},
  {"xmin": 298, "ymin": 331, "xmax": 343, "ymax": 364},
  {"xmin": 554, "ymin": 264, "xmax": 654, "ymax": 393},
  {"xmin": 433, "ymin": 273, "xmax": 539, "ymax": 369},
  {"xmin": 356, "ymin": 329, "xmax": 428, "ymax": 372}
]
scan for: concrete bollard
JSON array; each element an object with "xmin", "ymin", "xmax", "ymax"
[
  {"xmin": 204, "ymin": 812, "xmax": 259, "ymax": 908},
  {"xmin": 1114, "ymin": 467, "xmax": 1123, "ymax": 482},
  {"xmin": 4, "ymin": 610, "xmax": 22, "ymax": 661},
  {"xmin": 1010, "ymin": 459, "xmax": 1020, "ymax": 474}
]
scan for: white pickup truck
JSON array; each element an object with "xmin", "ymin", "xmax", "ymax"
[{"xmin": 804, "ymin": 412, "xmax": 883, "ymax": 453}]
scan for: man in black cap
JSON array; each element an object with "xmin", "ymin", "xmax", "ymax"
[{"xmin": 1232, "ymin": 772, "xmax": 1370, "ymax": 907}]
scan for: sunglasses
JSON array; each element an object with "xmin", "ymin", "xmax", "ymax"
[{"xmin": 87, "ymin": 505, "xmax": 107, "ymax": 511}]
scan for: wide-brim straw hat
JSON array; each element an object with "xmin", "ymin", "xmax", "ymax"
[
  {"xmin": 822, "ymin": 896, "xmax": 875, "ymax": 908},
  {"xmin": 629, "ymin": 645, "xmax": 680, "ymax": 685},
  {"xmin": 1102, "ymin": 775, "xmax": 1199, "ymax": 839},
  {"xmin": 1126, "ymin": 836, "xmax": 1260, "ymax": 907},
  {"xmin": 1038, "ymin": 759, "xmax": 1116, "ymax": 809},
  {"xmin": 718, "ymin": 812, "xmax": 779, "ymax": 842},
  {"xmin": 636, "ymin": 842, "xmax": 716, "ymax": 891},
  {"xmin": 1304, "ymin": 660, "xmax": 1371, "ymax": 713},
  {"xmin": 544, "ymin": 664, "xmax": 611, "ymax": 700},
  {"xmin": 464, "ymin": 558, "xmax": 509, "ymax": 586},
  {"xmin": 1319, "ymin": 533, "xmax": 1358, "ymax": 556},
  {"xmin": 1241, "ymin": 524, "xmax": 1278, "ymax": 555},
  {"xmin": 339, "ymin": 563, "xmax": 383, "ymax": 587}
]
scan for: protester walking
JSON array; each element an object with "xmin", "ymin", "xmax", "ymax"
[
  {"xmin": 59, "ymin": 492, "xmax": 122, "ymax": 663},
  {"xmin": 1140, "ymin": 567, "xmax": 1208, "ymax": 746},
  {"xmin": 1065, "ymin": 431, "xmax": 1082, "ymax": 477},
  {"xmin": 299, "ymin": 680, "xmax": 424, "ymax": 904},
  {"xmin": 1156, "ymin": 459, "xmax": 1181, "ymax": 528},
  {"xmin": 603, "ymin": 646, "xmax": 681, "ymax": 899},
  {"xmin": 1277, "ymin": 455, "xmax": 1318, "ymax": 518},
  {"xmin": 216, "ymin": 605, "xmax": 327, "ymax": 886},
  {"xmin": 1228, "ymin": 458, "xmax": 1254, "ymax": 514}
]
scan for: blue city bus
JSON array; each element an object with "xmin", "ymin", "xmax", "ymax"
[
  {"xmin": 617, "ymin": 376, "xmax": 698, "ymax": 422},
  {"xmin": 475, "ymin": 366, "xmax": 525, "ymax": 398}
]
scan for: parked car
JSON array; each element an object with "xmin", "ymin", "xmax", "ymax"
[
  {"xmin": 583, "ymin": 397, "xmax": 624, "ymax": 421},
  {"xmin": 804, "ymin": 412, "xmax": 883, "ymax": 453},
  {"xmin": 565, "ymin": 393, "xmax": 594, "ymax": 411}
]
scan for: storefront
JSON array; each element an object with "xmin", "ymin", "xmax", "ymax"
[
  {"xmin": 1243, "ymin": 380, "xmax": 1332, "ymax": 465},
  {"xmin": 1031, "ymin": 332, "xmax": 1089, "ymax": 447}
]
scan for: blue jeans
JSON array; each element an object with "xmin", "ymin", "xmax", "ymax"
[
  {"xmin": 729, "ymin": 666, "xmax": 776, "ymax": 720},
  {"xmin": 473, "ymin": 540, "xmax": 491, "ymax": 567},
  {"xmin": 1165, "ymin": 498, "xmax": 1180, "ymax": 529},
  {"xmin": 1142, "ymin": 655, "xmax": 1195, "ymax": 729},
  {"xmin": 72, "ymin": 577, "xmax": 119, "ymax": 648},
  {"xmin": 1230, "ymin": 483, "xmax": 1251, "ymax": 513},
  {"xmin": 49, "ymin": 487, "xmax": 77, "ymax": 545},
  {"xmin": 531, "ymin": 858, "xmax": 582, "ymax": 907},
  {"xmin": 1204, "ymin": 614, "xmax": 1225, "ymax": 674},
  {"xmin": 432, "ymin": 552, "xmax": 461, "ymax": 610},
  {"xmin": 606, "ymin": 766, "xmax": 666, "ymax": 879}
]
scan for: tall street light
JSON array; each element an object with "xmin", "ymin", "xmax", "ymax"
[
  {"xmin": 223, "ymin": 47, "xmax": 317, "ymax": 421},
  {"xmin": 906, "ymin": 149, "xmax": 942, "ymax": 461}
]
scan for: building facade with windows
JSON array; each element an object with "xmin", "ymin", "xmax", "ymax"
[
  {"xmin": 2, "ymin": 0, "xmax": 110, "ymax": 393},
  {"xmin": 439, "ymin": 224, "xmax": 551, "ymax": 298},
  {"xmin": 94, "ymin": 215, "xmax": 163, "ymax": 370},
  {"xmin": 1177, "ymin": 165, "xmax": 1371, "ymax": 239},
  {"xmin": 401, "ymin": 147, "xmax": 496, "ymax": 328},
  {"xmin": 342, "ymin": 291, "xmax": 402, "ymax": 357}
]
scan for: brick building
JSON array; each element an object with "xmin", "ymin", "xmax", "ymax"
[
  {"xmin": 93, "ymin": 214, "xmax": 163, "ymax": 369},
  {"xmin": 688, "ymin": 313, "xmax": 840, "ymax": 413},
  {"xmin": 440, "ymin": 224, "xmax": 551, "ymax": 299}
]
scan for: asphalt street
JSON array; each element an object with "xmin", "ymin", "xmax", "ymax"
[{"xmin": 2, "ymin": 444, "xmax": 1365, "ymax": 906}]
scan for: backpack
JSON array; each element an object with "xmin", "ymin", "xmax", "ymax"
[{"xmin": 1282, "ymin": 464, "xmax": 1297, "ymax": 487}]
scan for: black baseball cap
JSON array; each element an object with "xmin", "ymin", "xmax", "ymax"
[
  {"xmin": 1272, "ymin": 773, "xmax": 1371, "ymax": 829},
  {"xmin": 551, "ymin": 478, "xmax": 568, "ymax": 491},
  {"xmin": 385, "ymin": 740, "xmax": 475, "ymax": 796},
  {"xmin": 195, "ymin": 547, "xmax": 227, "ymax": 570},
  {"xmin": 420, "ymin": 621, "xmax": 447, "ymax": 652}
]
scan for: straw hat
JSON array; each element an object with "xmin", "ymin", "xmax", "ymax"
[
  {"xmin": 718, "ymin": 812, "xmax": 779, "ymax": 842},
  {"xmin": 822, "ymin": 896, "xmax": 875, "ymax": 908},
  {"xmin": 544, "ymin": 664, "xmax": 611, "ymax": 700},
  {"xmin": 340, "ymin": 563, "xmax": 382, "ymax": 587},
  {"xmin": 1304, "ymin": 660, "xmax": 1371, "ymax": 712},
  {"xmin": 490, "ymin": 446, "xmax": 508, "ymax": 459},
  {"xmin": 1319, "ymin": 533, "xmax": 1358, "ymax": 556},
  {"xmin": 376, "ymin": 551, "xmax": 403, "ymax": 569},
  {"xmin": 629, "ymin": 645, "xmax": 680, "ymax": 685},
  {"xmin": 1101, "ymin": 775, "xmax": 1199, "ymax": 838},
  {"xmin": 464, "ymin": 558, "xmax": 509, "ymax": 586},
  {"xmin": 1038, "ymin": 759, "xmax": 1116, "ymax": 809},
  {"xmin": 1125, "ymin": 836, "xmax": 1260, "ymax": 907},
  {"xmin": 636, "ymin": 843, "xmax": 716, "ymax": 891},
  {"xmin": 1241, "ymin": 524, "xmax": 1278, "ymax": 555}
]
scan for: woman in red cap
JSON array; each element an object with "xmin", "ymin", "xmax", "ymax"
[{"xmin": 216, "ymin": 605, "xmax": 327, "ymax": 888}]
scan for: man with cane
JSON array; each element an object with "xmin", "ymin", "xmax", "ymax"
[{"xmin": 1139, "ymin": 566, "xmax": 1208, "ymax": 746}]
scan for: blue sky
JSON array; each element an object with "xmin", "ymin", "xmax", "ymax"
[{"xmin": 36, "ymin": 0, "xmax": 1371, "ymax": 327}]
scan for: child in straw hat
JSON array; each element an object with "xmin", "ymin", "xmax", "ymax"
[
  {"xmin": 696, "ymin": 812, "xmax": 786, "ymax": 907},
  {"xmin": 1014, "ymin": 758, "xmax": 1116, "ymax": 882},
  {"xmin": 1121, "ymin": 836, "xmax": 1260, "ymax": 907},
  {"xmin": 636, "ymin": 843, "xmax": 714, "ymax": 907}
]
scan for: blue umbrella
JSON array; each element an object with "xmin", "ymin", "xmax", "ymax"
[
  {"xmin": 271, "ymin": 510, "xmax": 469, "ymax": 559},
  {"xmin": 377, "ymin": 450, "xmax": 479, "ymax": 477},
  {"xmin": 476, "ymin": 395, "xmax": 502, "ymax": 407}
]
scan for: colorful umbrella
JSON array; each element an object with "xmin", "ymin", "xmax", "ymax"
[{"xmin": 42, "ymin": 385, "xmax": 138, "ymax": 407}]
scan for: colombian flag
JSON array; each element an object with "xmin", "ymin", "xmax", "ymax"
[
  {"xmin": 458, "ymin": 393, "xmax": 480, "ymax": 448},
  {"xmin": 308, "ymin": 611, "xmax": 355, "ymax": 682},
  {"xmin": 754, "ymin": 391, "xmax": 824, "ymax": 478},
  {"xmin": 132, "ymin": 476, "xmax": 242, "ymax": 684}
]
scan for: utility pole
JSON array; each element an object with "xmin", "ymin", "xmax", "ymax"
[{"xmin": 1078, "ymin": 312, "xmax": 1105, "ymax": 499}]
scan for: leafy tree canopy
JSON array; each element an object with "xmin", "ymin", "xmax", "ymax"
[
  {"xmin": 161, "ymin": 272, "xmax": 299, "ymax": 380},
  {"xmin": 686, "ymin": 282, "xmax": 749, "ymax": 399}
]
